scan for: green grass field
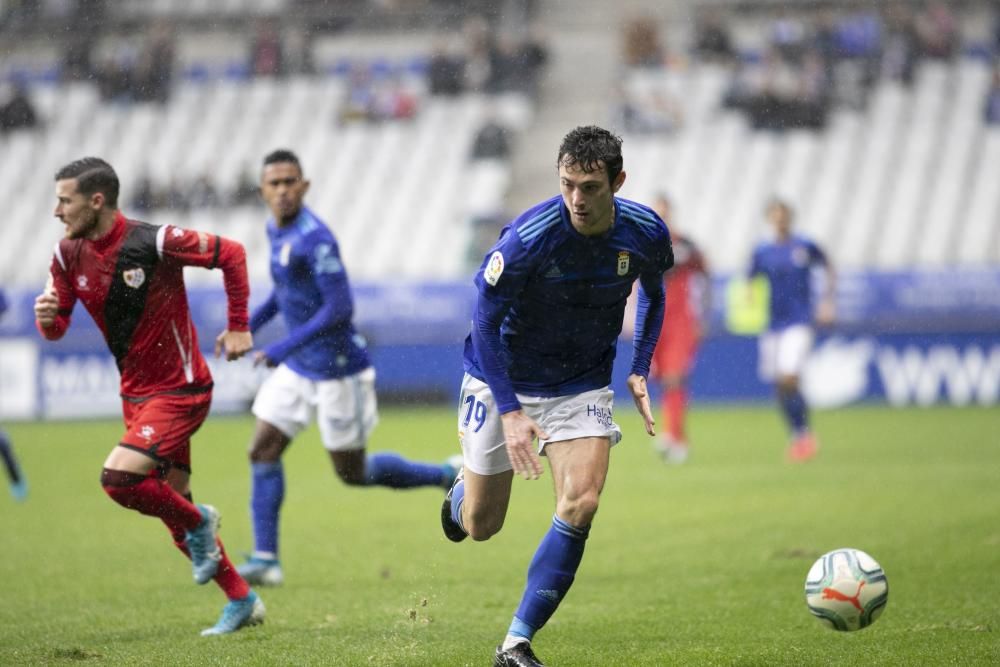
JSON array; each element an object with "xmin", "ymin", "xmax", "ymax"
[{"xmin": 1, "ymin": 405, "xmax": 998, "ymax": 666}]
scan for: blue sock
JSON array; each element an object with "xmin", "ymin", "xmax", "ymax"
[
  {"xmin": 250, "ymin": 461, "xmax": 284, "ymax": 558},
  {"xmin": 509, "ymin": 515, "xmax": 590, "ymax": 642},
  {"xmin": 365, "ymin": 452, "xmax": 447, "ymax": 488},
  {"xmin": 779, "ymin": 389, "xmax": 809, "ymax": 435},
  {"xmin": 0, "ymin": 429, "xmax": 23, "ymax": 484},
  {"xmin": 449, "ymin": 478, "xmax": 467, "ymax": 533}
]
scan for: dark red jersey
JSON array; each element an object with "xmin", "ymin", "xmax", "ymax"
[
  {"xmin": 40, "ymin": 211, "xmax": 250, "ymax": 399},
  {"xmin": 663, "ymin": 233, "xmax": 709, "ymax": 329}
]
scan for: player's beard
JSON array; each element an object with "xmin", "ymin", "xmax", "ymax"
[{"xmin": 65, "ymin": 207, "xmax": 99, "ymax": 240}]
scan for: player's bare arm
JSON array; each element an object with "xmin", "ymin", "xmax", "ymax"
[
  {"xmin": 627, "ymin": 373, "xmax": 656, "ymax": 436},
  {"xmin": 215, "ymin": 329, "xmax": 253, "ymax": 361},
  {"xmin": 500, "ymin": 410, "xmax": 549, "ymax": 481}
]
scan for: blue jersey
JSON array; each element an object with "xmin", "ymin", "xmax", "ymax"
[
  {"xmin": 749, "ymin": 234, "xmax": 829, "ymax": 330},
  {"xmin": 464, "ymin": 195, "xmax": 674, "ymax": 413},
  {"xmin": 250, "ymin": 206, "xmax": 370, "ymax": 380}
]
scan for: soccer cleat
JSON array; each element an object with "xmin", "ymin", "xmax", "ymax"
[
  {"xmin": 654, "ymin": 438, "xmax": 689, "ymax": 465},
  {"xmin": 236, "ymin": 556, "xmax": 284, "ymax": 586},
  {"xmin": 440, "ymin": 466, "xmax": 467, "ymax": 543},
  {"xmin": 9, "ymin": 478, "xmax": 28, "ymax": 502},
  {"xmin": 200, "ymin": 590, "xmax": 266, "ymax": 636},
  {"xmin": 494, "ymin": 642, "xmax": 545, "ymax": 667},
  {"xmin": 788, "ymin": 433, "xmax": 819, "ymax": 462},
  {"xmin": 186, "ymin": 504, "xmax": 222, "ymax": 584},
  {"xmin": 441, "ymin": 453, "xmax": 464, "ymax": 488}
]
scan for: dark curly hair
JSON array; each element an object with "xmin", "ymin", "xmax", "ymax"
[{"xmin": 556, "ymin": 126, "xmax": 624, "ymax": 185}]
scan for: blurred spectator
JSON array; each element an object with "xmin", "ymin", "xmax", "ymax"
[
  {"xmin": 428, "ymin": 42, "xmax": 465, "ymax": 96},
  {"xmin": 623, "ymin": 17, "xmax": 664, "ymax": 67},
  {"xmin": 985, "ymin": 64, "xmax": 1000, "ymax": 125},
  {"xmin": 251, "ymin": 19, "xmax": 284, "ymax": 77},
  {"xmin": 470, "ymin": 118, "xmax": 511, "ymax": 160},
  {"xmin": 189, "ymin": 174, "xmax": 222, "ymax": 209},
  {"xmin": 62, "ymin": 33, "xmax": 93, "ymax": 81},
  {"xmin": 133, "ymin": 20, "xmax": 175, "ymax": 104},
  {"xmin": 881, "ymin": 3, "xmax": 919, "ymax": 86},
  {"xmin": 340, "ymin": 65, "xmax": 378, "ymax": 123},
  {"xmin": 283, "ymin": 26, "xmax": 316, "ymax": 76},
  {"xmin": 693, "ymin": 9, "xmax": 735, "ymax": 62},
  {"xmin": 462, "ymin": 15, "xmax": 495, "ymax": 92},
  {"xmin": 231, "ymin": 168, "xmax": 259, "ymax": 206},
  {"xmin": 0, "ymin": 83, "xmax": 39, "ymax": 133},
  {"xmin": 915, "ymin": 2, "xmax": 958, "ymax": 60},
  {"xmin": 161, "ymin": 179, "xmax": 189, "ymax": 212},
  {"xmin": 131, "ymin": 173, "xmax": 156, "ymax": 213},
  {"xmin": 615, "ymin": 82, "xmax": 683, "ymax": 135}
]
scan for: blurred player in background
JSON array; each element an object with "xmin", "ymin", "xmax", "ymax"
[
  {"xmin": 748, "ymin": 198, "xmax": 835, "ymax": 462},
  {"xmin": 237, "ymin": 149, "xmax": 461, "ymax": 586},
  {"xmin": 440, "ymin": 126, "xmax": 673, "ymax": 667},
  {"xmin": 648, "ymin": 194, "xmax": 710, "ymax": 464},
  {"xmin": 33, "ymin": 157, "xmax": 265, "ymax": 636},
  {"xmin": 0, "ymin": 288, "xmax": 28, "ymax": 501}
]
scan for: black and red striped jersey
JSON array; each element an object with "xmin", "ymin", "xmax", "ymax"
[{"xmin": 40, "ymin": 211, "xmax": 250, "ymax": 399}]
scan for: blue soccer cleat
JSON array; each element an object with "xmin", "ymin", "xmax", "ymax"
[
  {"xmin": 200, "ymin": 590, "xmax": 266, "ymax": 636},
  {"xmin": 185, "ymin": 504, "xmax": 222, "ymax": 585},
  {"xmin": 9, "ymin": 478, "xmax": 28, "ymax": 502},
  {"xmin": 236, "ymin": 556, "xmax": 284, "ymax": 587},
  {"xmin": 441, "ymin": 454, "xmax": 464, "ymax": 489}
]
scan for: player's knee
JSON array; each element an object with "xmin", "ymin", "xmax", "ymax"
[
  {"xmin": 100, "ymin": 467, "xmax": 146, "ymax": 507},
  {"xmin": 464, "ymin": 509, "xmax": 504, "ymax": 541},
  {"xmin": 558, "ymin": 492, "xmax": 600, "ymax": 526}
]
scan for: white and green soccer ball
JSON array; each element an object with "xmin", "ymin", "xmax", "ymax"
[{"xmin": 804, "ymin": 548, "xmax": 889, "ymax": 631}]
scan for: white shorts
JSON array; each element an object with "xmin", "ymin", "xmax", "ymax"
[
  {"xmin": 758, "ymin": 324, "xmax": 815, "ymax": 382},
  {"xmin": 251, "ymin": 364, "xmax": 378, "ymax": 451},
  {"xmin": 457, "ymin": 373, "xmax": 622, "ymax": 476}
]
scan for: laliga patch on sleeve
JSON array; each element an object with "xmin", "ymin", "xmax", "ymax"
[{"xmin": 484, "ymin": 251, "xmax": 505, "ymax": 286}]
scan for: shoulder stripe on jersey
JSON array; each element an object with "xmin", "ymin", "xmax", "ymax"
[
  {"xmin": 53, "ymin": 242, "xmax": 66, "ymax": 271},
  {"xmin": 156, "ymin": 224, "xmax": 167, "ymax": 259},
  {"xmin": 618, "ymin": 201, "xmax": 662, "ymax": 230},
  {"xmin": 518, "ymin": 208, "xmax": 561, "ymax": 242},
  {"xmin": 618, "ymin": 200, "xmax": 658, "ymax": 224}
]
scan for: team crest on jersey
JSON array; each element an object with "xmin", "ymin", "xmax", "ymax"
[
  {"xmin": 279, "ymin": 242, "xmax": 292, "ymax": 267},
  {"xmin": 122, "ymin": 268, "xmax": 146, "ymax": 289},
  {"xmin": 76, "ymin": 275, "xmax": 89, "ymax": 290},
  {"xmin": 616, "ymin": 251, "xmax": 630, "ymax": 276},
  {"xmin": 139, "ymin": 425, "xmax": 156, "ymax": 441},
  {"xmin": 793, "ymin": 246, "xmax": 809, "ymax": 266},
  {"xmin": 484, "ymin": 251, "xmax": 505, "ymax": 286}
]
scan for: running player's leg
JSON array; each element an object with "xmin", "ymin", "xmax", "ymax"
[
  {"xmin": 241, "ymin": 364, "xmax": 309, "ymax": 583},
  {"xmin": 320, "ymin": 368, "xmax": 458, "ymax": 489},
  {"xmin": 500, "ymin": 436, "xmax": 609, "ymax": 659},
  {"xmin": 774, "ymin": 325, "xmax": 818, "ymax": 460},
  {"xmin": 0, "ymin": 426, "xmax": 27, "ymax": 500}
]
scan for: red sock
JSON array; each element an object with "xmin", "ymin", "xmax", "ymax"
[
  {"xmin": 102, "ymin": 469, "xmax": 202, "ymax": 535},
  {"xmin": 165, "ymin": 519, "xmax": 250, "ymax": 601},
  {"xmin": 665, "ymin": 387, "xmax": 687, "ymax": 443}
]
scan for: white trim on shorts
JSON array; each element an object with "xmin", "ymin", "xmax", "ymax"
[
  {"xmin": 457, "ymin": 373, "xmax": 623, "ymax": 476},
  {"xmin": 251, "ymin": 364, "xmax": 378, "ymax": 451},
  {"xmin": 758, "ymin": 324, "xmax": 814, "ymax": 382}
]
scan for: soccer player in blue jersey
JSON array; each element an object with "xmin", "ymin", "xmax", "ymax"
[
  {"xmin": 440, "ymin": 126, "xmax": 674, "ymax": 667},
  {"xmin": 748, "ymin": 199, "xmax": 835, "ymax": 462},
  {"xmin": 0, "ymin": 288, "xmax": 28, "ymax": 501},
  {"xmin": 237, "ymin": 149, "xmax": 461, "ymax": 586}
]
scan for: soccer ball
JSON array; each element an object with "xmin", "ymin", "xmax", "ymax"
[{"xmin": 804, "ymin": 548, "xmax": 888, "ymax": 631}]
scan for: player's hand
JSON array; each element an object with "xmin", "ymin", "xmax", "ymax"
[
  {"xmin": 215, "ymin": 329, "xmax": 253, "ymax": 361},
  {"xmin": 816, "ymin": 298, "xmax": 836, "ymax": 327},
  {"xmin": 500, "ymin": 410, "xmax": 549, "ymax": 481},
  {"xmin": 34, "ymin": 289, "xmax": 59, "ymax": 328},
  {"xmin": 627, "ymin": 374, "xmax": 656, "ymax": 436},
  {"xmin": 253, "ymin": 350, "xmax": 278, "ymax": 368}
]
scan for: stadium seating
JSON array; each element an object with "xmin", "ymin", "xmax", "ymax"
[
  {"xmin": 617, "ymin": 57, "xmax": 1000, "ymax": 273},
  {"xmin": 0, "ymin": 74, "xmax": 522, "ymax": 287}
]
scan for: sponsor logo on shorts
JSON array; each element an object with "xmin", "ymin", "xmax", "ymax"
[{"xmin": 587, "ymin": 404, "xmax": 613, "ymax": 427}]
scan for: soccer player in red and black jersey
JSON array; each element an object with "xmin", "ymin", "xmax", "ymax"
[
  {"xmin": 649, "ymin": 194, "xmax": 710, "ymax": 464},
  {"xmin": 32, "ymin": 157, "xmax": 265, "ymax": 636}
]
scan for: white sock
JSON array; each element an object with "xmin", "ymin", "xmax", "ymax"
[{"xmin": 501, "ymin": 635, "xmax": 529, "ymax": 652}]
